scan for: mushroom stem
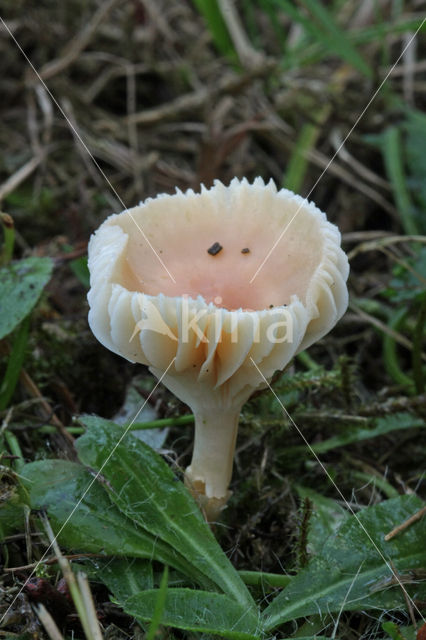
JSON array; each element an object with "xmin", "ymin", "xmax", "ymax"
[{"xmin": 185, "ymin": 405, "xmax": 242, "ymax": 522}]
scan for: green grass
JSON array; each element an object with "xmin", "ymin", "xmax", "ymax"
[{"xmin": 0, "ymin": 1, "xmax": 425, "ymax": 638}]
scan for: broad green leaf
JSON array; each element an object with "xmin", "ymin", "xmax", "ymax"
[
  {"xmin": 89, "ymin": 558, "xmax": 190, "ymax": 615},
  {"xmin": 76, "ymin": 416, "xmax": 255, "ymax": 610},
  {"xmin": 0, "ymin": 257, "xmax": 53, "ymax": 339},
  {"xmin": 92, "ymin": 557, "xmax": 154, "ymax": 603},
  {"xmin": 124, "ymin": 588, "xmax": 262, "ymax": 640},
  {"xmin": 21, "ymin": 460, "xmax": 202, "ymax": 582},
  {"xmin": 263, "ymin": 495, "xmax": 426, "ymax": 631},
  {"xmin": 295, "ymin": 486, "xmax": 348, "ymax": 555}
]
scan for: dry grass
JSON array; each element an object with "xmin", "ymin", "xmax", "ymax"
[{"xmin": 0, "ymin": 1, "xmax": 425, "ymax": 638}]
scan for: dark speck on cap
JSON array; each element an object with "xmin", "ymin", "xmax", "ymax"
[{"xmin": 207, "ymin": 242, "xmax": 223, "ymax": 256}]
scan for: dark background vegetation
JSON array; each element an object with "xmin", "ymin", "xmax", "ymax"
[{"xmin": 0, "ymin": 1, "xmax": 425, "ymax": 638}]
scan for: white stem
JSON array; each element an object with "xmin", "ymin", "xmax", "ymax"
[{"xmin": 185, "ymin": 406, "xmax": 241, "ymax": 500}]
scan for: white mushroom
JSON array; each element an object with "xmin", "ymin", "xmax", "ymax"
[{"xmin": 88, "ymin": 177, "xmax": 349, "ymax": 521}]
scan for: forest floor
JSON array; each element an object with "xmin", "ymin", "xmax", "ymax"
[{"xmin": 0, "ymin": 2, "xmax": 425, "ymax": 639}]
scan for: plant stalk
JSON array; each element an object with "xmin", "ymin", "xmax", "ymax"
[{"xmin": 185, "ymin": 405, "xmax": 241, "ymax": 521}]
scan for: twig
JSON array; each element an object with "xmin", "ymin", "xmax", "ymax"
[
  {"xmin": 0, "ymin": 156, "xmax": 44, "ymax": 203},
  {"xmin": 125, "ymin": 61, "xmax": 277, "ymax": 126},
  {"xmin": 35, "ymin": 84, "xmax": 54, "ymax": 147},
  {"xmin": 0, "ymin": 339, "xmax": 74, "ymax": 446},
  {"xmin": 35, "ymin": 604, "xmax": 65, "ymax": 640},
  {"xmin": 38, "ymin": 0, "xmax": 124, "ymax": 82},
  {"xmin": 40, "ymin": 514, "xmax": 104, "ymax": 640},
  {"xmin": 402, "ymin": 31, "xmax": 416, "ymax": 105},
  {"xmin": 390, "ymin": 561, "xmax": 417, "ymax": 629},
  {"xmin": 358, "ymin": 393, "xmax": 426, "ymax": 416},
  {"xmin": 4, "ymin": 553, "xmax": 105, "ymax": 573},
  {"xmin": 217, "ymin": 0, "xmax": 264, "ymax": 68},
  {"xmin": 19, "ymin": 368, "xmax": 75, "ymax": 446},
  {"xmin": 77, "ymin": 573, "xmax": 104, "ymax": 640},
  {"xmin": 348, "ymin": 234, "xmax": 426, "ymax": 259},
  {"xmin": 305, "ymin": 145, "xmax": 397, "ymax": 218},
  {"xmin": 385, "ymin": 505, "xmax": 426, "ymax": 541},
  {"xmin": 349, "ymin": 302, "xmax": 426, "ymax": 363},
  {"xmin": 330, "ymin": 128, "xmax": 391, "ymax": 190},
  {"xmin": 260, "ymin": 127, "xmax": 397, "ymax": 217},
  {"xmin": 126, "ymin": 64, "xmax": 143, "ymax": 198},
  {"xmin": 139, "ymin": 0, "xmax": 176, "ymax": 42},
  {"xmin": 379, "ymin": 245, "xmax": 426, "ymax": 286},
  {"xmin": 342, "ymin": 231, "xmax": 395, "ymax": 243},
  {"xmin": 60, "ymin": 97, "xmax": 119, "ymax": 209}
]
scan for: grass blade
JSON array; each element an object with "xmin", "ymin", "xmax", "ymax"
[
  {"xmin": 382, "ymin": 127, "xmax": 419, "ymax": 236},
  {"xmin": 302, "ymin": 0, "xmax": 372, "ymax": 77},
  {"xmin": 192, "ymin": 0, "xmax": 237, "ymax": 61},
  {"xmin": 146, "ymin": 566, "xmax": 169, "ymax": 640}
]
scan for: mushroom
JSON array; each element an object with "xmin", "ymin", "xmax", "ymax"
[{"xmin": 87, "ymin": 177, "xmax": 349, "ymax": 521}]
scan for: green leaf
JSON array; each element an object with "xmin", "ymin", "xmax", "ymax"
[
  {"xmin": 69, "ymin": 256, "xmax": 90, "ymax": 288},
  {"xmin": 90, "ymin": 557, "xmax": 190, "ymax": 624},
  {"xmin": 382, "ymin": 621, "xmax": 416, "ymax": 640},
  {"xmin": 0, "ymin": 257, "xmax": 53, "ymax": 339},
  {"xmin": 238, "ymin": 571, "xmax": 292, "ymax": 590},
  {"xmin": 351, "ymin": 18, "xmax": 425, "ymax": 47},
  {"xmin": 76, "ymin": 415, "xmax": 255, "ymax": 610},
  {"xmin": 0, "ymin": 315, "xmax": 30, "ymax": 410},
  {"xmin": 272, "ymin": 0, "xmax": 371, "ymax": 77},
  {"xmin": 21, "ymin": 460, "xmax": 200, "ymax": 580},
  {"xmin": 0, "ymin": 212, "xmax": 15, "ymax": 265},
  {"xmin": 405, "ymin": 109, "xmax": 426, "ymax": 221},
  {"xmin": 289, "ymin": 412, "xmax": 424, "ymax": 456},
  {"xmin": 382, "ymin": 127, "xmax": 419, "ymax": 236},
  {"xmin": 283, "ymin": 119, "xmax": 326, "ymax": 193},
  {"xmin": 125, "ymin": 588, "xmax": 262, "ymax": 639},
  {"xmin": 263, "ymin": 495, "xmax": 426, "ymax": 631},
  {"xmin": 0, "ymin": 503, "xmax": 26, "ymax": 540},
  {"xmin": 387, "ymin": 246, "xmax": 426, "ymax": 304},
  {"xmin": 91, "ymin": 557, "xmax": 154, "ymax": 603},
  {"xmin": 302, "ymin": 0, "xmax": 372, "ymax": 77},
  {"xmin": 192, "ymin": 0, "xmax": 238, "ymax": 62},
  {"xmin": 295, "ymin": 486, "xmax": 348, "ymax": 555}
]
